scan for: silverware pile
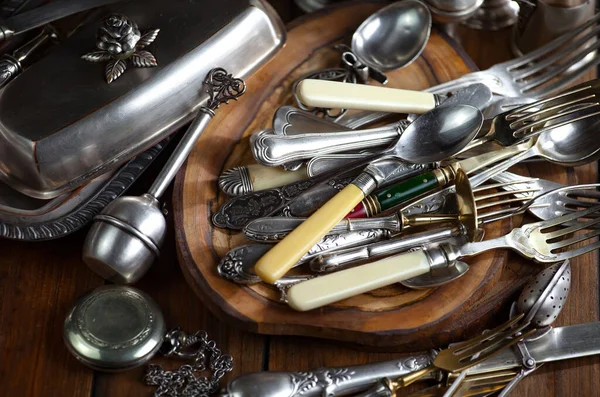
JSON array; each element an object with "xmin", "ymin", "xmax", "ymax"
[{"xmin": 211, "ymin": 6, "xmax": 600, "ymax": 395}]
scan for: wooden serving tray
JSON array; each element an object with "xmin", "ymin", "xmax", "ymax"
[{"xmin": 173, "ymin": 1, "xmax": 540, "ymax": 350}]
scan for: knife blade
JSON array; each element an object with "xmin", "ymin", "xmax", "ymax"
[
  {"xmin": 470, "ymin": 322, "xmax": 600, "ymax": 374},
  {"xmin": 0, "ymin": 0, "xmax": 122, "ymax": 42}
]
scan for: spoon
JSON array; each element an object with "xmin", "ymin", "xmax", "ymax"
[
  {"xmin": 254, "ymin": 105, "xmax": 483, "ymax": 284},
  {"xmin": 459, "ymin": 109, "xmax": 600, "ymax": 187},
  {"xmin": 353, "ymin": 0, "xmax": 432, "ymax": 72},
  {"xmin": 82, "ymin": 68, "xmax": 245, "ymax": 284}
]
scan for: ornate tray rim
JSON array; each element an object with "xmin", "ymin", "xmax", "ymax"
[{"xmin": 0, "ymin": 139, "xmax": 168, "ymax": 241}]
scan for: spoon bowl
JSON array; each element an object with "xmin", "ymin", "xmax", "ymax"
[
  {"xmin": 352, "ymin": 0, "xmax": 432, "ymax": 71},
  {"xmin": 394, "ymin": 104, "xmax": 483, "ymax": 163}
]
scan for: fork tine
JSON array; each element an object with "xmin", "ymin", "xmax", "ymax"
[
  {"xmin": 506, "ymin": 13, "xmax": 600, "ymax": 69},
  {"xmin": 446, "ymin": 314, "xmax": 524, "ymax": 354},
  {"xmin": 567, "ymin": 189, "xmax": 600, "ymax": 199},
  {"xmin": 555, "ymin": 239, "xmax": 600, "ymax": 261},
  {"xmin": 527, "ymin": 51, "xmax": 600, "ymax": 98},
  {"xmin": 477, "ymin": 196, "xmax": 533, "ymax": 211},
  {"xmin": 548, "ymin": 228, "xmax": 600, "ymax": 251},
  {"xmin": 544, "ymin": 214, "xmax": 600, "ymax": 239},
  {"xmin": 509, "ymin": 93, "xmax": 597, "ymax": 124},
  {"xmin": 472, "ymin": 178, "xmax": 539, "ymax": 192},
  {"xmin": 479, "ymin": 204, "xmax": 548, "ymax": 224},
  {"xmin": 513, "ymin": 25, "xmax": 600, "ymax": 82},
  {"xmin": 538, "ymin": 204, "xmax": 600, "ymax": 228},
  {"xmin": 506, "ymin": 84, "xmax": 594, "ymax": 119},
  {"xmin": 454, "ymin": 323, "xmax": 531, "ymax": 363},
  {"xmin": 514, "ymin": 105, "xmax": 600, "ymax": 139},
  {"xmin": 475, "ymin": 189, "xmax": 538, "ymax": 202},
  {"xmin": 451, "ymin": 328, "xmax": 537, "ymax": 372}
]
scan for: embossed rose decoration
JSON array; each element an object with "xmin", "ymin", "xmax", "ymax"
[{"xmin": 82, "ymin": 14, "xmax": 160, "ymax": 83}]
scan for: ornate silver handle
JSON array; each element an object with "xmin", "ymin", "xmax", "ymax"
[
  {"xmin": 218, "ymin": 353, "xmax": 437, "ymax": 397},
  {"xmin": 250, "ymin": 123, "xmax": 405, "ymax": 167},
  {"xmin": 244, "ymin": 216, "xmax": 403, "ymax": 242}
]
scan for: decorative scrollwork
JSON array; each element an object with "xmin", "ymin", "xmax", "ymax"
[
  {"xmin": 0, "ymin": 138, "xmax": 168, "ymax": 241},
  {"xmin": 203, "ymin": 68, "xmax": 246, "ymax": 111},
  {"xmin": 218, "ymin": 166, "xmax": 253, "ymax": 196}
]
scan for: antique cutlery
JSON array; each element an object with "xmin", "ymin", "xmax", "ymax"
[
  {"xmin": 340, "ymin": 12, "xmax": 600, "ymax": 129},
  {"xmin": 351, "ymin": 92, "xmax": 600, "ymax": 219},
  {"xmin": 217, "ymin": 229, "xmax": 390, "ymax": 285},
  {"xmin": 308, "ymin": 176, "xmax": 541, "ymax": 274},
  {"xmin": 83, "ymin": 68, "xmax": 245, "ymax": 284},
  {"xmin": 351, "ymin": 0, "xmax": 431, "ymax": 73},
  {"xmin": 295, "ymin": 79, "xmax": 492, "ymax": 114},
  {"xmin": 253, "ymin": 105, "xmax": 483, "ymax": 283},
  {"xmin": 284, "ymin": 203, "xmax": 600, "ymax": 311},
  {"xmin": 213, "ymin": 156, "xmax": 432, "ymax": 230},
  {"xmin": 218, "ymin": 314, "xmax": 534, "ymax": 397},
  {"xmin": 242, "ymin": 171, "xmax": 537, "ymax": 242}
]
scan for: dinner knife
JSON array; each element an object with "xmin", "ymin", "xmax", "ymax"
[
  {"xmin": 217, "ymin": 322, "xmax": 600, "ymax": 397},
  {"xmin": 295, "ymin": 79, "xmax": 493, "ymax": 114},
  {"xmin": 0, "ymin": 0, "xmax": 122, "ymax": 42}
]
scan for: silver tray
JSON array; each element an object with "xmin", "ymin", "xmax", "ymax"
[
  {"xmin": 0, "ymin": 139, "xmax": 167, "ymax": 241},
  {"xmin": 0, "ymin": 0, "xmax": 285, "ymax": 199}
]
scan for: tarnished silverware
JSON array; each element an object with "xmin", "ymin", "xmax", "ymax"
[
  {"xmin": 253, "ymin": 84, "xmax": 493, "ymax": 167},
  {"xmin": 218, "ymin": 351, "xmax": 439, "ymax": 397},
  {"xmin": 340, "ymin": 14, "xmax": 600, "ymax": 129},
  {"xmin": 253, "ymin": 105, "xmax": 483, "ymax": 284},
  {"xmin": 250, "ymin": 119, "xmax": 409, "ymax": 167},
  {"xmin": 217, "ymin": 229, "xmax": 390, "ymax": 285},
  {"xmin": 243, "ymin": 174, "xmax": 538, "ymax": 242},
  {"xmin": 285, "ymin": 201, "xmax": 600, "ymax": 311},
  {"xmin": 213, "ymin": 156, "xmax": 432, "ymax": 230}
]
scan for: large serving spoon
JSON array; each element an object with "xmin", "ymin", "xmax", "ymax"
[{"xmin": 254, "ymin": 104, "xmax": 483, "ymax": 283}]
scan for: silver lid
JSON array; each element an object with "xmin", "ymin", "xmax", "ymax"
[{"xmin": 63, "ymin": 285, "xmax": 165, "ymax": 371}]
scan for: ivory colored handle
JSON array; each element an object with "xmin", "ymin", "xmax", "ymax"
[
  {"xmin": 286, "ymin": 250, "xmax": 432, "ymax": 311},
  {"xmin": 255, "ymin": 184, "xmax": 366, "ymax": 284},
  {"xmin": 246, "ymin": 163, "xmax": 308, "ymax": 191},
  {"xmin": 296, "ymin": 79, "xmax": 436, "ymax": 114}
]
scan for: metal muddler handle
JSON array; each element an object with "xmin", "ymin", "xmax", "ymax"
[{"xmin": 82, "ymin": 67, "xmax": 245, "ymax": 284}]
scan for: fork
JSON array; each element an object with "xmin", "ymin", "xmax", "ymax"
[
  {"xmin": 242, "ymin": 177, "xmax": 541, "ymax": 242},
  {"xmin": 381, "ymin": 314, "xmax": 534, "ymax": 389},
  {"xmin": 284, "ymin": 204, "xmax": 600, "ymax": 311},
  {"xmin": 339, "ymin": 13, "xmax": 600, "ymax": 129},
  {"xmin": 491, "ymin": 172, "xmax": 600, "ymax": 221}
]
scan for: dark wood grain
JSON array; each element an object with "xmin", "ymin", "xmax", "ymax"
[
  {"xmin": 0, "ymin": 1, "xmax": 598, "ymax": 397},
  {"xmin": 0, "ymin": 233, "xmax": 100, "ymax": 396}
]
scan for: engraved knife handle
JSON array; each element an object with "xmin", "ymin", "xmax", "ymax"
[
  {"xmin": 218, "ymin": 354, "xmax": 438, "ymax": 397},
  {"xmin": 243, "ymin": 215, "xmax": 402, "ymax": 242},
  {"xmin": 250, "ymin": 125, "xmax": 403, "ymax": 167},
  {"xmin": 0, "ymin": 25, "xmax": 57, "ymax": 88}
]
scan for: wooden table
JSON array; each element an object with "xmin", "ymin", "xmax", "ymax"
[{"xmin": 1, "ymin": 2, "xmax": 599, "ymax": 396}]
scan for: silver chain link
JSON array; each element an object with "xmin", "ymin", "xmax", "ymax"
[{"xmin": 144, "ymin": 328, "xmax": 234, "ymax": 397}]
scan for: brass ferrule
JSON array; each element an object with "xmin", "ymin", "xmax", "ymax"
[
  {"xmin": 432, "ymin": 166, "xmax": 456, "ymax": 185},
  {"xmin": 362, "ymin": 194, "xmax": 381, "ymax": 217}
]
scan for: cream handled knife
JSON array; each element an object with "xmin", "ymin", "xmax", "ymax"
[
  {"xmin": 296, "ymin": 79, "xmax": 441, "ymax": 114},
  {"xmin": 296, "ymin": 80, "xmax": 493, "ymax": 114}
]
